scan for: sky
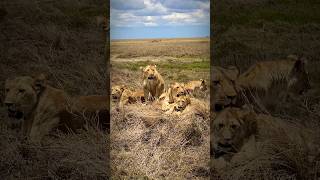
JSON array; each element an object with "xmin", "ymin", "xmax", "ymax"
[{"xmin": 110, "ymin": 0, "xmax": 210, "ymax": 39}]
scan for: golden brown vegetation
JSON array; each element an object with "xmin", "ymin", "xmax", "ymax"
[{"xmin": 111, "ymin": 38, "xmax": 210, "ymax": 179}]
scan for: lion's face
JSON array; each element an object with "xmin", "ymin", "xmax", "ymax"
[
  {"xmin": 111, "ymin": 85, "xmax": 125, "ymax": 102},
  {"xmin": 4, "ymin": 75, "xmax": 45, "ymax": 121},
  {"xmin": 212, "ymin": 66, "xmax": 239, "ymax": 112},
  {"xmin": 212, "ymin": 107, "xmax": 257, "ymax": 158},
  {"xmin": 199, "ymin": 79, "xmax": 207, "ymax": 91},
  {"xmin": 288, "ymin": 58, "xmax": 311, "ymax": 95},
  {"xmin": 174, "ymin": 96, "xmax": 191, "ymax": 112},
  {"xmin": 142, "ymin": 65, "xmax": 159, "ymax": 80},
  {"xmin": 171, "ymin": 82, "xmax": 187, "ymax": 98}
]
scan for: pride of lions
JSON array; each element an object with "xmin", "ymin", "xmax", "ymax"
[
  {"xmin": 3, "ymin": 74, "xmax": 109, "ymax": 142},
  {"xmin": 211, "ymin": 54, "xmax": 315, "ymax": 170},
  {"xmin": 3, "ymin": 54, "xmax": 316, "ymax": 170},
  {"xmin": 111, "ymin": 65, "xmax": 209, "ymax": 117}
]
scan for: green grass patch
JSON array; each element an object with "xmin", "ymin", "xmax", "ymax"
[{"xmin": 112, "ymin": 60, "xmax": 210, "ymax": 72}]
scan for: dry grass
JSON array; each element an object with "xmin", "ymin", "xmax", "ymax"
[
  {"xmin": 111, "ymin": 38, "xmax": 210, "ymax": 179},
  {"xmin": 111, "ymin": 38, "xmax": 210, "ymax": 59},
  {"xmin": 211, "ymin": 0, "xmax": 320, "ymax": 179},
  {"xmin": 0, "ymin": 0, "xmax": 109, "ymax": 179}
]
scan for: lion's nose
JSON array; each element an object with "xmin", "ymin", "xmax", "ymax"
[
  {"xmin": 227, "ymin": 95, "xmax": 236, "ymax": 99},
  {"xmin": 5, "ymin": 102, "xmax": 14, "ymax": 108}
]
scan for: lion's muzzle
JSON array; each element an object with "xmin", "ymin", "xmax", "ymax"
[{"xmin": 5, "ymin": 103, "xmax": 23, "ymax": 119}]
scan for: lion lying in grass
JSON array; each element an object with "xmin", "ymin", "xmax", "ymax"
[
  {"xmin": 4, "ymin": 74, "xmax": 108, "ymax": 141},
  {"xmin": 111, "ymin": 85, "xmax": 145, "ymax": 110}
]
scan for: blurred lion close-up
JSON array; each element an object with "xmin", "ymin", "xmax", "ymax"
[
  {"xmin": 211, "ymin": 106, "xmax": 258, "ymax": 170},
  {"xmin": 141, "ymin": 65, "xmax": 165, "ymax": 101},
  {"xmin": 211, "ymin": 66, "xmax": 240, "ymax": 112},
  {"xmin": 4, "ymin": 74, "xmax": 109, "ymax": 141}
]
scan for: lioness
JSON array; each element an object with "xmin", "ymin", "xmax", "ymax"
[
  {"xmin": 71, "ymin": 95, "xmax": 109, "ymax": 130},
  {"xmin": 165, "ymin": 96, "xmax": 191, "ymax": 115},
  {"xmin": 211, "ymin": 106, "xmax": 257, "ymax": 170},
  {"xmin": 4, "ymin": 75, "xmax": 108, "ymax": 141},
  {"xmin": 185, "ymin": 79, "xmax": 207, "ymax": 94},
  {"xmin": 119, "ymin": 88, "xmax": 145, "ymax": 109},
  {"xmin": 111, "ymin": 85, "xmax": 125, "ymax": 103},
  {"xmin": 211, "ymin": 66, "xmax": 240, "ymax": 112},
  {"xmin": 140, "ymin": 65, "xmax": 165, "ymax": 101},
  {"xmin": 236, "ymin": 55, "xmax": 311, "ymax": 111},
  {"xmin": 111, "ymin": 85, "xmax": 145, "ymax": 108},
  {"xmin": 237, "ymin": 55, "xmax": 311, "ymax": 94},
  {"xmin": 160, "ymin": 82, "xmax": 187, "ymax": 111}
]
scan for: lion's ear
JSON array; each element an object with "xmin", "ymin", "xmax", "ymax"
[
  {"xmin": 186, "ymin": 97, "xmax": 191, "ymax": 105},
  {"xmin": 33, "ymin": 74, "xmax": 46, "ymax": 94},
  {"xmin": 139, "ymin": 66, "xmax": 144, "ymax": 71},
  {"xmin": 241, "ymin": 105, "xmax": 257, "ymax": 135},
  {"xmin": 154, "ymin": 64, "xmax": 157, "ymax": 68},
  {"xmin": 226, "ymin": 66, "xmax": 240, "ymax": 81}
]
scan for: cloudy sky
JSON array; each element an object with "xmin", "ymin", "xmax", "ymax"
[{"xmin": 110, "ymin": 0, "xmax": 210, "ymax": 39}]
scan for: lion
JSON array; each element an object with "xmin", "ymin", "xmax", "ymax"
[
  {"xmin": 4, "ymin": 75, "xmax": 108, "ymax": 141},
  {"xmin": 185, "ymin": 79, "xmax": 207, "ymax": 95},
  {"xmin": 211, "ymin": 66, "xmax": 240, "ymax": 112},
  {"xmin": 140, "ymin": 65, "xmax": 165, "ymax": 101},
  {"xmin": 236, "ymin": 55, "xmax": 311, "ymax": 111},
  {"xmin": 165, "ymin": 96, "xmax": 191, "ymax": 115},
  {"xmin": 211, "ymin": 106, "xmax": 257, "ymax": 170},
  {"xmin": 111, "ymin": 85, "xmax": 125, "ymax": 103},
  {"xmin": 119, "ymin": 88, "xmax": 145, "ymax": 109},
  {"xmin": 71, "ymin": 95, "xmax": 109, "ymax": 130},
  {"xmin": 164, "ymin": 96, "xmax": 209, "ymax": 118},
  {"xmin": 159, "ymin": 82, "xmax": 187, "ymax": 111},
  {"xmin": 211, "ymin": 106, "xmax": 319, "ymax": 171},
  {"xmin": 112, "ymin": 85, "xmax": 145, "ymax": 108}
]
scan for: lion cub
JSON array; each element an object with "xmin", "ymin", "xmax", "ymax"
[
  {"xmin": 165, "ymin": 96, "xmax": 191, "ymax": 115},
  {"xmin": 140, "ymin": 65, "xmax": 165, "ymax": 101},
  {"xmin": 111, "ymin": 85, "xmax": 145, "ymax": 110},
  {"xmin": 211, "ymin": 106, "xmax": 258, "ymax": 170},
  {"xmin": 185, "ymin": 79, "xmax": 207, "ymax": 95},
  {"xmin": 160, "ymin": 82, "xmax": 187, "ymax": 111}
]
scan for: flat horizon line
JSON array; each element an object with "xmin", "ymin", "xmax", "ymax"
[{"xmin": 110, "ymin": 36, "xmax": 210, "ymax": 41}]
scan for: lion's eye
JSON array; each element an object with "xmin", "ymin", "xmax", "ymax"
[
  {"xmin": 213, "ymin": 80, "xmax": 220, "ymax": 85},
  {"xmin": 231, "ymin": 125, "xmax": 237, "ymax": 129},
  {"xmin": 19, "ymin": 89, "xmax": 25, "ymax": 93},
  {"xmin": 218, "ymin": 123, "xmax": 224, "ymax": 128}
]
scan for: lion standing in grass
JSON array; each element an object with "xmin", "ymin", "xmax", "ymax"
[{"xmin": 140, "ymin": 65, "xmax": 164, "ymax": 101}]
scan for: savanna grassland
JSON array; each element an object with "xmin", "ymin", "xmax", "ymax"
[
  {"xmin": 0, "ymin": 0, "xmax": 109, "ymax": 179},
  {"xmin": 211, "ymin": 0, "xmax": 320, "ymax": 179},
  {"xmin": 110, "ymin": 38, "xmax": 211, "ymax": 179}
]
